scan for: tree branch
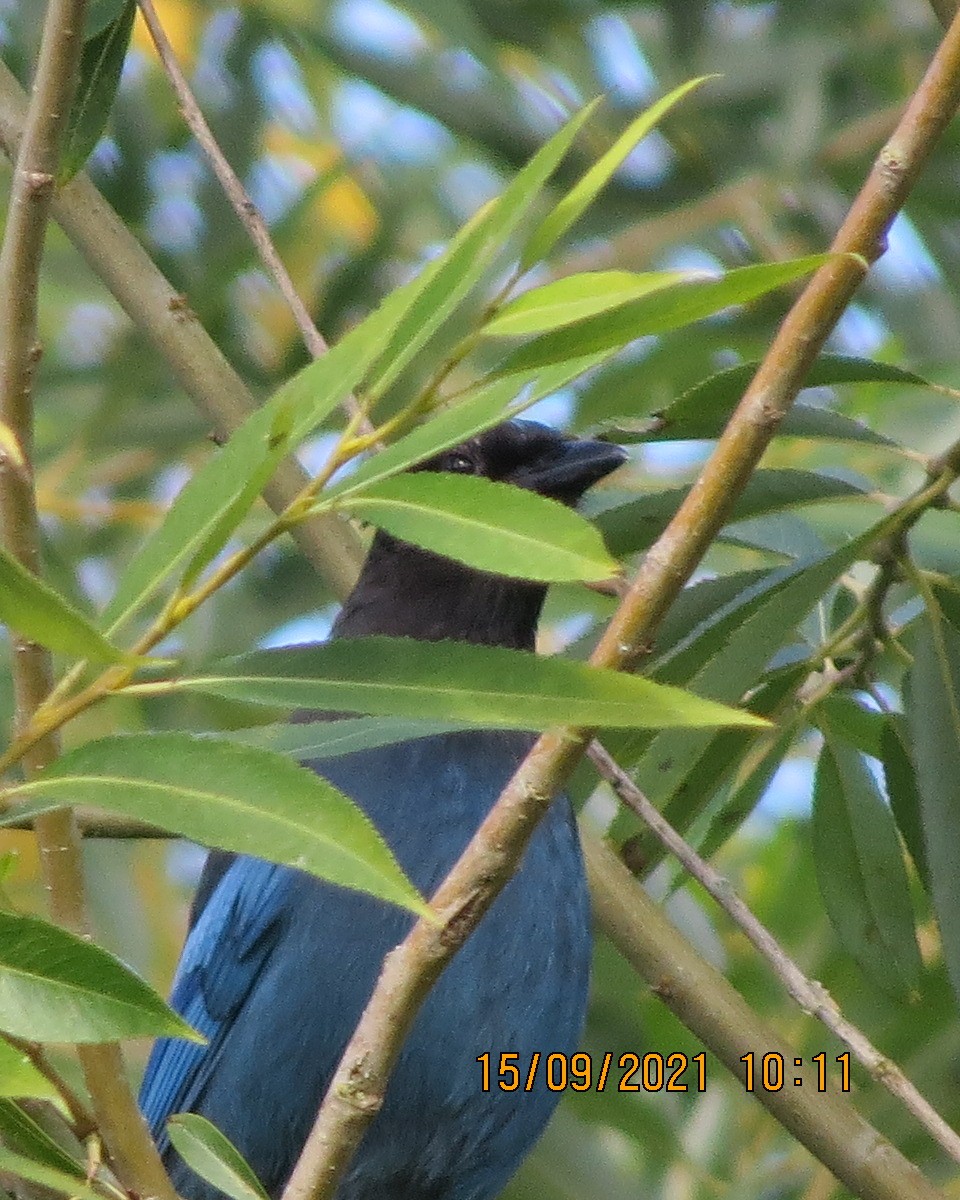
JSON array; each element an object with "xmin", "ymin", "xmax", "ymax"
[
  {"xmin": 0, "ymin": 3, "xmax": 177, "ymax": 1198},
  {"xmin": 587, "ymin": 740, "xmax": 960, "ymax": 1167},
  {"xmin": 279, "ymin": 11, "xmax": 960, "ymax": 1200},
  {"xmin": 135, "ymin": 0, "xmax": 373, "ymax": 435},
  {"xmin": 0, "ymin": 59, "xmax": 364, "ymax": 601},
  {"xmin": 580, "ymin": 829, "xmax": 947, "ymax": 1200}
]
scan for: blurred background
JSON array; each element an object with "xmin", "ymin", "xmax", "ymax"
[{"xmin": 3, "ymin": 1, "xmax": 960, "ymax": 1196}]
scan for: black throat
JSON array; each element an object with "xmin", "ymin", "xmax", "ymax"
[{"xmin": 331, "ymin": 532, "xmax": 547, "ymax": 651}]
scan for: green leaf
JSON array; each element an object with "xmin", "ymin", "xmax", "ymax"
[
  {"xmin": 617, "ymin": 517, "xmax": 895, "ymax": 859},
  {"xmin": 60, "ymin": 1, "xmax": 136, "ymax": 183},
  {"xmin": 0, "ymin": 910, "xmax": 198, "ymax": 1043},
  {"xmin": 520, "ymin": 77, "xmax": 712, "ymax": 269},
  {"xmin": 324, "ymin": 350, "xmax": 613, "ymax": 505},
  {"xmin": 179, "ymin": 401, "xmax": 297, "ymax": 592},
  {"xmin": 324, "ymin": 379, "xmax": 528, "ymax": 504},
  {"xmin": 0, "ymin": 1037, "xmax": 59, "ymax": 1100},
  {"xmin": 0, "ymin": 1146, "xmax": 113, "ymax": 1200},
  {"xmin": 593, "ymin": 469, "xmax": 869, "ymax": 557},
  {"xmin": 616, "ymin": 354, "xmax": 920, "ymax": 445},
  {"xmin": 167, "ymin": 638, "xmax": 769, "ymax": 731},
  {"xmin": 493, "ymin": 255, "xmax": 838, "ymax": 374},
  {"xmin": 100, "ymin": 273, "xmax": 415, "ymax": 632},
  {"xmin": 101, "ymin": 403, "xmax": 289, "ymax": 634},
  {"xmin": 0, "ymin": 544, "xmax": 125, "ymax": 662},
  {"xmin": 364, "ymin": 99, "xmax": 600, "ymax": 400},
  {"xmin": 880, "ymin": 716, "xmax": 930, "ymax": 889},
  {"xmin": 907, "ymin": 612, "xmax": 960, "ymax": 1007},
  {"xmin": 3, "ymin": 734, "xmax": 425, "ymax": 917},
  {"xmin": 0, "ymin": 1098, "xmax": 84, "ymax": 1176},
  {"xmin": 627, "ymin": 664, "xmax": 803, "ymax": 864},
  {"xmin": 813, "ymin": 694, "xmax": 886, "ymax": 758},
  {"xmin": 484, "ymin": 270, "xmax": 696, "ymax": 337},
  {"xmin": 167, "ymin": 1115, "xmax": 269, "ymax": 1200},
  {"xmin": 224, "ymin": 717, "xmax": 472, "ymax": 758},
  {"xmin": 83, "ymin": 0, "xmax": 128, "ymax": 37},
  {"xmin": 698, "ymin": 724, "xmax": 797, "ymax": 861},
  {"xmin": 812, "ymin": 736, "xmax": 921, "ymax": 998},
  {"xmin": 340, "ymin": 474, "xmax": 617, "ymax": 582}
]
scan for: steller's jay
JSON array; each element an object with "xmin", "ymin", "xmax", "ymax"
[{"xmin": 140, "ymin": 420, "xmax": 626, "ymax": 1200}]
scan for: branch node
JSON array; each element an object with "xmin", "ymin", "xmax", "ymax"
[{"xmin": 24, "ymin": 168, "xmax": 53, "ymax": 195}]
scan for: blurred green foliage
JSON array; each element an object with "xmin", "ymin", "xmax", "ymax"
[{"xmin": 4, "ymin": 1, "xmax": 960, "ymax": 1198}]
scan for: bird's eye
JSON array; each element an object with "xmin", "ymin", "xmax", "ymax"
[{"xmin": 444, "ymin": 452, "xmax": 476, "ymax": 474}]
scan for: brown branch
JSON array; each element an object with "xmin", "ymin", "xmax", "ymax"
[
  {"xmin": 0, "ymin": 4, "xmax": 177, "ymax": 1198},
  {"xmin": 0, "ymin": 59, "xmax": 365, "ymax": 601},
  {"xmin": 135, "ymin": 0, "xmax": 373, "ymax": 436},
  {"xmin": 588, "ymin": 740, "xmax": 960, "ymax": 1167},
  {"xmin": 279, "ymin": 12, "xmax": 960, "ymax": 1200},
  {"xmin": 4, "ymin": 1037, "xmax": 96, "ymax": 1140},
  {"xmin": 581, "ymin": 829, "xmax": 947, "ymax": 1200}
]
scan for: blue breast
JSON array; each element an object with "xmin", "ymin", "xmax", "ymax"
[{"xmin": 141, "ymin": 729, "xmax": 591, "ymax": 1200}]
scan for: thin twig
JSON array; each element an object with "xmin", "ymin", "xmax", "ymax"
[
  {"xmin": 4, "ymin": 1037, "xmax": 97, "ymax": 1139},
  {"xmin": 0, "ymin": 3, "xmax": 177, "ymax": 1197},
  {"xmin": 279, "ymin": 13, "xmax": 960, "ymax": 1200},
  {"xmin": 587, "ymin": 739, "xmax": 960, "ymax": 1166},
  {"xmin": 136, "ymin": 0, "xmax": 373, "ymax": 435},
  {"xmin": 581, "ymin": 828, "xmax": 946, "ymax": 1200}
]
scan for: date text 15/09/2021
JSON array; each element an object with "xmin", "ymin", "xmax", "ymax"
[{"xmin": 476, "ymin": 1051, "xmax": 853, "ymax": 1094}]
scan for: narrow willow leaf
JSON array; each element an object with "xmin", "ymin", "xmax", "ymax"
[
  {"xmin": 0, "ymin": 1037, "xmax": 58, "ymax": 1100},
  {"xmin": 0, "ymin": 1147, "xmax": 113, "ymax": 1200},
  {"xmin": 484, "ymin": 270, "xmax": 697, "ymax": 337},
  {"xmin": 625, "ymin": 664, "xmax": 803, "ymax": 863},
  {"xmin": 494, "ymin": 255, "xmax": 839, "ymax": 374},
  {"xmin": 340, "ymin": 474, "xmax": 617, "ymax": 582},
  {"xmin": 224, "ymin": 717, "xmax": 471, "ymax": 758},
  {"xmin": 618, "ymin": 516, "xmax": 896, "ymax": 857},
  {"xmin": 167, "ymin": 1115, "xmax": 269, "ymax": 1200},
  {"xmin": 907, "ymin": 613, "xmax": 960, "ymax": 1006},
  {"xmin": 3, "ymin": 734, "xmax": 425, "ymax": 917},
  {"xmin": 594, "ymin": 469, "xmax": 869, "ymax": 557},
  {"xmin": 101, "ymin": 402, "xmax": 290, "ymax": 633},
  {"xmin": 59, "ymin": 1, "xmax": 136, "ymax": 183},
  {"xmin": 324, "ymin": 378, "xmax": 529, "ymax": 504},
  {"xmin": 0, "ymin": 545, "xmax": 125, "ymax": 662},
  {"xmin": 520, "ymin": 77, "xmax": 711, "ymax": 269},
  {"xmin": 0, "ymin": 1098, "xmax": 84, "ymax": 1176},
  {"xmin": 880, "ymin": 717, "xmax": 930, "ymax": 889},
  {"xmin": 101, "ymin": 274, "xmax": 414, "ymax": 631},
  {"xmin": 324, "ymin": 349, "xmax": 613, "ymax": 505},
  {"xmin": 83, "ymin": 0, "xmax": 128, "ymax": 36},
  {"xmin": 168, "ymin": 638, "xmax": 768, "ymax": 731},
  {"xmin": 0, "ymin": 911, "xmax": 198, "ymax": 1044},
  {"xmin": 364, "ymin": 100, "xmax": 600, "ymax": 400},
  {"xmin": 698, "ymin": 724, "xmax": 797, "ymax": 861},
  {"xmin": 812, "ymin": 736, "xmax": 921, "ymax": 997},
  {"xmin": 619, "ymin": 354, "xmax": 921, "ymax": 445},
  {"xmin": 813, "ymin": 694, "xmax": 886, "ymax": 758},
  {"xmin": 179, "ymin": 402, "xmax": 296, "ymax": 593}
]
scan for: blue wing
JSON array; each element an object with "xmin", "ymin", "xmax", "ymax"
[{"xmin": 139, "ymin": 857, "xmax": 291, "ymax": 1148}]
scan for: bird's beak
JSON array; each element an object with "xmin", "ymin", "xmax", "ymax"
[{"xmin": 514, "ymin": 439, "xmax": 628, "ymax": 503}]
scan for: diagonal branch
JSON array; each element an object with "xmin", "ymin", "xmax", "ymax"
[
  {"xmin": 580, "ymin": 828, "xmax": 947, "ymax": 1200},
  {"xmin": 280, "ymin": 10, "xmax": 960, "ymax": 1200},
  {"xmin": 0, "ymin": 59, "xmax": 365, "ymax": 600},
  {"xmin": 588, "ymin": 740, "xmax": 960, "ymax": 1167},
  {"xmin": 135, "ymin": 0, "xmax": 373, "ymax": 436}
]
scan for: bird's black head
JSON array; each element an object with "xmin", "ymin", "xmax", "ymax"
[
  {"xmin": 417, "ymin": 419, "xmax": 627, "ymax": 508},
  {"xmin": 332, "ymin": 420, "xmax": 626, "ymax": 650}
]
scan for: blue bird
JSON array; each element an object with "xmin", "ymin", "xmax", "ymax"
[{"xmin": 140, "ymin": 420, "xmax": 626, "ymax": 1200}]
